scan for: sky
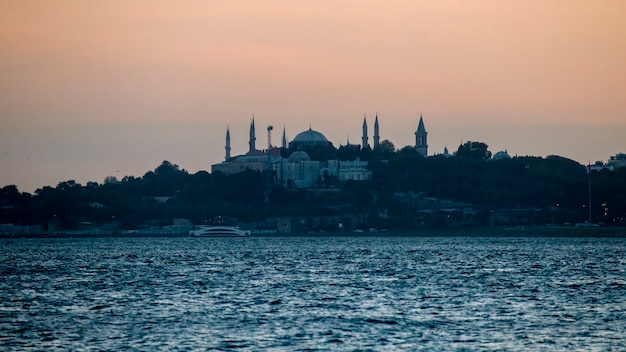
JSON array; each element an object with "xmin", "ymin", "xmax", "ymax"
[{"xmin": 1, "ymin": 1, "xmax": 625, "ymax": 193}]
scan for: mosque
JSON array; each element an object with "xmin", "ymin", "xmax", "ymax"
[{"xmin": 211, "ymin": 115, "xmax": 429, "ymax": 189}]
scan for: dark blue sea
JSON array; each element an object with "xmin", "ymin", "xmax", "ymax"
[{"xmin": 1, "ymin": 236, "xmax": 625, "ymax": 351}]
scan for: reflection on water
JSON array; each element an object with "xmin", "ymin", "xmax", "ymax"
[{"xmin": 1, "ymin": 237, "xmax": 625, "ymax": 350}]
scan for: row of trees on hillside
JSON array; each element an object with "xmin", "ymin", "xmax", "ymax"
[
  {"xmin": 289, "ymin": 139, "xmax": 492, "ymax": 162},
  {"xmin": 1, "ymin": 143, "xmax": 625, "ymax": 232}
]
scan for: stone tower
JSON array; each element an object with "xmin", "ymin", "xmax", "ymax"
[
  {"xmin": 415, "ymin": 114, "xmax": 428, "ymax": 156},
  {"xmin": 362, "ymin": 115, "xmax": 369, "ymax": 149},
  {"xmin": 373, "ymin": 114, "xmax": 380, "ymax": 150},
  {"xmin": 225, "ymin": 126, "xmax": 231, "ymax": 160},
  {"xmin": 249, "ymin": 116, "xmax": 256, "ymax": 153}
]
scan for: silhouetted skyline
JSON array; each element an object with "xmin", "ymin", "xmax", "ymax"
[{"xmin": 1, "ymin": 1, "xmax": 625, "ymax": 192}]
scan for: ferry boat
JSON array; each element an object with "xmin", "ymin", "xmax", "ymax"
[{"xmin": 189, "ymin": 225, "xmax": 250, "ymax": 237}]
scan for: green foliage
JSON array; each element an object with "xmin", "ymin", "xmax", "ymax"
[
  {"xmin": 1, "ymin": 153, "xmax": 626, "ymax": 232},
  {"xmin": 456, "ymin": 141, "xmax": 492, "ymax": 160},
  {"xmin": 373, "ymin": 139, "xmax": 396, "ymax": 160},
  {"xmin": 336, "ymin": 144, "xmax": 361, "ymax": 161}
]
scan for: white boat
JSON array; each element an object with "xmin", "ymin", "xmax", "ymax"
[{"xmin": 189, "ymin": 225, "xmax": 250, "ymax": 237}]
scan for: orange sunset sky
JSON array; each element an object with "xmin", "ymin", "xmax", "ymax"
[{"xmin": 1, "ymin": 1, "xmax": 625, "ymax": 192}]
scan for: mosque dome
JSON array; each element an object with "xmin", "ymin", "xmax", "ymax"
[
  {"xmin": 288, "ymin": 151, "xmax": 311, "ymax": 162},
  {"xmin": 292, "ymin": 128, "xmax": 328, "ymax": 144},
  {"xmin": 289, "ymin": 128, "xmax": 331, "ymax": 149},
  {"xmin": 491, "ymin": 150, "xmax": 512, "ymax": 161}
]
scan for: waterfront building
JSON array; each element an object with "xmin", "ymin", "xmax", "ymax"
[
  {"xmin": 607, "ymin": 153, "xmax": 626, "ymax": 169},
  {"xmin": 337, "ymin": 159, "xmax": 372, "ymax": 182},
  {"xmin": 588, "ymin": 153, "xmax": 626, "ymax": 172}
]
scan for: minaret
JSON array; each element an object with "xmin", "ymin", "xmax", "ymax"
[
  {"xmin": 362, "ymin": 115, "xmax": 369, "ymax": 149},
  {"xmin": 225, "ymin": 126, "xmax": 231, "ymax": 160},
  {"xmin": 415, "ymin": 114, "xmax": 428, "ymax": 156},
  {"xmin": 249, "ymin": 116, "xmax": 256, "ymax": 153},
  {"xmin": 281, "ymin": 125, "xmax": 287, "ymax": 149},
  {"xmin": 373, "ymin": 113, "xmax": 380, "ymax": 150}
]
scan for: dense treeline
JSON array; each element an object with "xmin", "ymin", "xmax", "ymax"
[
  {"xmin": 371, "ymin": 149, "xmax": 587, "ymax": 208},
  {"xmin": 1, "ymin": 146, "xmax": 625, "ymax": 232}
]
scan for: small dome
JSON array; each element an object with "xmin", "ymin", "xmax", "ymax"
[
  {"xmin": 292, "ymin": 128, "xmax": 329, "ymax": 144},
  {"xmin": 492, "ymin": 150, "xmax": 511, "ymax": 160},
  {"xmin": 288, "ymin": 151, "xmax": 311, "ymax": 162}
]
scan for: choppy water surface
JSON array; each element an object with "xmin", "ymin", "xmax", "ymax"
[{"xmin": 1, "ymin": 236, "xmax": 625, "ymax": 351}]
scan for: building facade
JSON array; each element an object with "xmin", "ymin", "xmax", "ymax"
[{"xmin": 211, "ymin": 114, "xmax": 427, "ymax": 188}]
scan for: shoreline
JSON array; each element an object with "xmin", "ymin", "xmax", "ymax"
[{"xmin": 2, "ymin": 226, "xmax": 625, "ymax": 239}]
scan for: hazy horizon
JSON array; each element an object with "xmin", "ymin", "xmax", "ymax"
[{"xmin": 2, "ymin": 1, "xmax": 625, "ymax": 193}]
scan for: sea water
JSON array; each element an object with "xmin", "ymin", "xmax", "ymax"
[{"xmin": 1, "ymin": 236, "xmax": 625, "ymax": 351}]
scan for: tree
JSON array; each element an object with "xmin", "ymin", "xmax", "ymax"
[
  {"xmin": 456, "ymin": 141, "xmax": 492, "ymax": 160},
  {"xmin": 104, "ymin": 176, "xmax": 119, "ymax": 184},
  {"xmin": 371, "ymin": 139, "xmax": 396, "ymax": 160},
  {"xmin": 154, "ymin": 160, "xmax": 183, "ymax": 175},
  {"xmin": 378, "ymin": 139, "xmax": 396, "ymax": 155},
  {"xmin": 336, "ymin": 144, "xmax": 361, "ymax": 161},
  {"xmin": 1, "ymin": 185, "xmax": 20, "ymax": 205}
]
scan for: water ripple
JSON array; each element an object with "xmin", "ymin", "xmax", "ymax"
[{"xmin": 1, "ymin": 237, "xmax": 625, "ymax": 350}]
